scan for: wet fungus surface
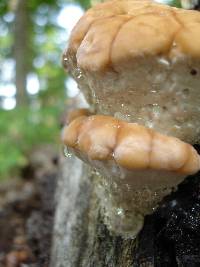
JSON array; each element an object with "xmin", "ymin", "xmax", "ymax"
[
  {"xmin": 62, "ymin": 113, "xmax": 200, "ymax": 236},
  {"xmin": 62, "ymin": 0, "xmax": 200, "ymax": 237}
]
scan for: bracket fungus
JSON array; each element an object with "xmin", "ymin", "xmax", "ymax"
[
  {"xmin": 62, "ymin": 0, "xmax": 200, "ymax": 237},
  {"xmin": 62, "ymin": 112, "xmax": 200, "ymax": 236}
]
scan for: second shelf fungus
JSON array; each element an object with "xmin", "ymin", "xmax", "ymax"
[{"xmin": 62, "ymin": 113, "xmax": 200, "ymax": 237}]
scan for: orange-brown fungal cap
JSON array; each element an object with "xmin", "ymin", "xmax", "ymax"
[
  {"xmin": 64, "ymin": 0, "xmax": 200, "ymax": 71},
  {"xmin": 62, "ymin": 114, "xmax": 200, "ymax": 175},
  {"xmin": 67, "ymin": 108, "xmax": 92, "ymax": 124}
]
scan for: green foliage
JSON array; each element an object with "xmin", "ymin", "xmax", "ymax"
[
  {"xmin": 169, "ymin": 0, "xmax": 182, "ymax": 7},
  {"xmin": 0, "ymin": 105, "xmax": 62, "ymax": 179},
  {"xmin": 0, "ymin": 1, "xmax": 8, "ymax": 16},
  {"xmin": 0, "ymin": 0, "xmax": 91, "ymax": 180}
]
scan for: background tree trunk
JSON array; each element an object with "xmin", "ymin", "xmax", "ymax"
[
  {"xmin": 13, "ymin": 0, "xmax": 29, "ymax": 106},
  {"xmin": 51, "ymin": 149, "xmax": 200, "ymax": 267}
]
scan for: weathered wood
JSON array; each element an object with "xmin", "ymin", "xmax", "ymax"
[
  {"xmin": 50, "ymin": 155, "xmax": 93, "ymax": 267},
  {"xmin": 51, "ymin": 150, "xmax": 200, "ymax": 267}
]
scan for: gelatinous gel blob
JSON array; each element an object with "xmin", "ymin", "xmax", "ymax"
[
  {"xmin": 94, "ymin": 170, "xmax": 172, "ymax": 237},
  {"xmin": 68, "ymin": 150, "xmax": 184, "ymax": 238}
]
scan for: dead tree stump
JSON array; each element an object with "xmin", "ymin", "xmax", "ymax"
[{"xmin": 51, "ymin": 147, "xmax": 200, "ymax": 267}]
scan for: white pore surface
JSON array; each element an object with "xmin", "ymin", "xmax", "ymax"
[{"xmin": 71, "ymin": 56, "xmax": 200, "ymax": 144}]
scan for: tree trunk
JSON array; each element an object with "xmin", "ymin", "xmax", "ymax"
[
  {"xmin": 51, "ymin": 149, "xmax": 200, "ymax": 267},
  {"xmin": 13, "ymin": 0, "xmax": 29, "ymax": 106}
]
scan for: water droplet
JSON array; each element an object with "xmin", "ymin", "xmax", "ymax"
[
  {"xmin": 174, "ymin": 125, "xmax": 181, "ymax": 130},
  {"xmin": 75, "ymin": 68, "xmax": 83, "ymax": 80},
  {"xmin": 77, "ymin": 70, "xmax": 83, "ymax": 79},
  {"xmin": 63, "ymin": 56, "xmax": 69, "ymax": 68},
  {"xmin": 63, "ymin": 57, "xmax": 68, "ymax": 63},
  {"xmin": 94, "ymin": 170, "xmax": 101, "ymax": 177},
  {"xmin": 146, "ymin": 121, "xmax": 154, "ymax": 128},
  {"xmin": 171, "ymin": 200, "xmax": 177, "ymax": 207},
  {"xmin": 152, "ymin": 105, "xmax": 161, "ymax": 119},
  {"xmin": 158, "ymin": 57, "xmax": 170, "ymax": 66},
  {"xmin": 117, "ymin": 208, "xmax": 124, "ymax": 216},
  {"xmin": 63, "ymin": 146, "xmax": 72, "ymax": 158}
]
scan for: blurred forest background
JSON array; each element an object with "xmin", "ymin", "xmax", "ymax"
[
  {"xmin": 0, "ymin": 0, "xmax": 180, "ymax": 181},
  {"xmin": 0, "ymin": 0, "xmax": 92, "ymax": 180},
  {"xmin": 0, "ymin": 1, "xmax": 198, "ymax": 265}
]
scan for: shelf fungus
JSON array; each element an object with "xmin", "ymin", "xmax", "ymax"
[
  {"xmin": 62, "ymin": 113, "xmax": 200, "ymax": 236},
  {"xmin": 62, "ymin": 0, "xmax": 200, "ymax": 237}
]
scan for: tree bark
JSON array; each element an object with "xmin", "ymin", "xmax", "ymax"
[
  {"xmin": 13, "ymin": 0, "xmax": 29, "ymax": 106},
  {"xmin": 51, "ymin": 148, "xmax": 200, "ymax": 267}
]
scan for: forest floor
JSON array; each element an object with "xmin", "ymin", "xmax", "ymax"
[{"xmin": 0, "ymin": 145, "xmax": 59, "ymax": 267}]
